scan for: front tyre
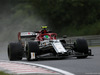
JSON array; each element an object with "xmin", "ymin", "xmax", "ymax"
[
  {"xmin": 8, "ymin": 42, "xmax": 23, "ymax": 61},
  {"xmin": 74, "ymin": 39, "xmax": 89, "ymax": 58}
]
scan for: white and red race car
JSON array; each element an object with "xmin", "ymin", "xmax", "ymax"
[{"xmin": 8, "ymin": 26, "xmax": 93, "ymax": 61}]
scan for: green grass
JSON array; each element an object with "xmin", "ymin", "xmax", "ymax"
[{"xmin": 0, "ymin": 71, "xmax": 10, "ymax": 75}]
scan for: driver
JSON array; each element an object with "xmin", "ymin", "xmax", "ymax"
[
  {"xmin": 40, "ymin": 26, "xmax": 48, "ymax": 34},
  {"xmin": 44, "ymin": 35, "xmax": 50, "ymax": 40}
]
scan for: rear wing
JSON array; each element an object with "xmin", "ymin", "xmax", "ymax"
[{"xmin": 18, "ymin": 32, "xmax": 37, "ymax": 41}]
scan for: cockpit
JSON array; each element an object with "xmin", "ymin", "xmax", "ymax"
[{"xmin": 36, "ymin": 33, "xmax": 57, "ymax": 41}]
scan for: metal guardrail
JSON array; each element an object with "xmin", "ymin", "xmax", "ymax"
[{"xmin": 67, "ymin": 35, "xmax": 100, "ymax": 46}]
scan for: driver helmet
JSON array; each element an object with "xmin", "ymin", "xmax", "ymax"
[
  {"xmin": 41, "ymin": 26, "xmax": 47, "ymax": 29},
  {"xmin": 41, "ymin": 26, "xmax": 48, "ymax": 34}
]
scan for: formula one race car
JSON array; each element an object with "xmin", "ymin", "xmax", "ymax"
[{"xmin": 8, "ymin": 26, "xmax": 93, "ymax": 61}]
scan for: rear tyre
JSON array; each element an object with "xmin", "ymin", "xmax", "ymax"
[
  {"xmin": 8, "ymin": 42, "xmax": 23, "ymax": 61},
  {"xmin": 74, "ymin": 39, "xmax": 88, "ymax": 58},
  {"xmin": 26, "ymin": 42, "xmax": 39, "ymax": 61}
]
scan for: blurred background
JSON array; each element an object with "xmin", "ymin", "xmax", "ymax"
[{"xmin": 0, "ymin": 0, "xmax": 100, "ymax": 42}]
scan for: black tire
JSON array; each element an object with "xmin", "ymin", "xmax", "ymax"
[
  {"xmin": 26, "ymin": 42, "xmax": 39, "ymax": 61},
  {"xmin": 74, "ymin": 39, "xmax": 88, "ymax": 58},
  {"xmin": 8, "ymin": 42, "xmax": 23, "ymax": 61}
]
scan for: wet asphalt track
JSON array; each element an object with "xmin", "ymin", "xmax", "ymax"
[{"xmin": 0, "ymin": 42, "xmax": 100, "ymax": 75}]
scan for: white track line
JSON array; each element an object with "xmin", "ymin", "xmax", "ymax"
[{"xmin": 0, "ymin": 60, "xmax": 75, "ymax": 75}]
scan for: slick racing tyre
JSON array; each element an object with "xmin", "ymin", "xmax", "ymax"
[
  {"xmin": 26, "ymin": 42, "xmax": 40, "ymax": 61},
  {"xmin": 74, "ymin": 39, "xmax": 88, "ymax": 58},
  {"xmin": 8, "ymin": 42, "xmax": 23, "ymax": 61}
]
